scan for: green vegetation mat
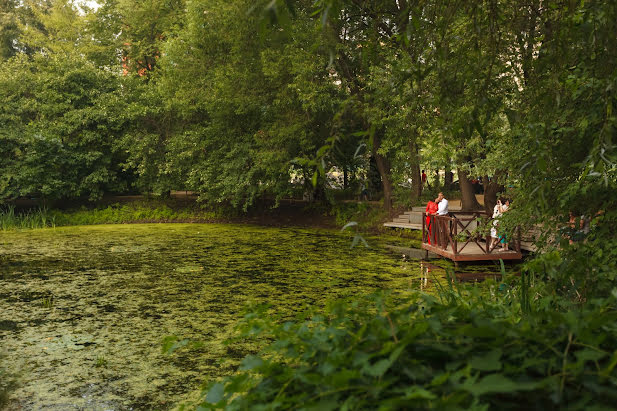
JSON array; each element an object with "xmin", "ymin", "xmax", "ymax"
[{"xmin": 0, "ymin": 223, "xmax": 438, "ymax": 409}]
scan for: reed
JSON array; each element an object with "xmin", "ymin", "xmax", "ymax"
[{"xmin": 0, "ymin": 206, "xmax": 55, "ymax": 230}]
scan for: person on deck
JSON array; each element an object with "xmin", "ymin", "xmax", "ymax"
[
  {"xmin": 436, "ymin": 192, "xmax": 449, "ymax": 215},
  {"xmin": 425, "ymin": 199, "xmax": 439, "ymax": 244},
  {"xmin": 491, "ymin": 198, "xmax": 509, "ymax": 250}
]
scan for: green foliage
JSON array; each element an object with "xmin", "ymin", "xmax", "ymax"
[
  {"xmin": 95, "ymin": 356, "xmax": 108, "ymax": 368},
  {"xmin": 0, "ymin": 206, "xmax": 55, "ymax": 230},
  {"xmin": 0, "ymin": 200, "xmax": 226, "ymax": 230},
  {"xmin": 329, "ymin": 201, "xmax": 377, "ymax": 228},
  {"xmin": 47, "ymin": 201, "xmax": 218, "ymax": 227},
  {"xmin": 0, "ymin": 53, "xmax": 133, "ymax": 202},
  {"xmin": 200, "ymin": 289, "xmax": 617, "ymax": 410}
]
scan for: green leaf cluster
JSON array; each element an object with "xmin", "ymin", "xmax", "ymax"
[{"xmin": 200, "ymin": 290, "xmax": 617, "ymax": 410}]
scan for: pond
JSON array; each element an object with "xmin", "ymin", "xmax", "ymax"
[{"xmin": 0, "ymin": 223, "xmax": 436, "ymax": 410}]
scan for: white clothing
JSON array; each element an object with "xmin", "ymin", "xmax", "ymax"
[
  {"xmin": 437, "ymin": 198, "xmax": 449, "ymax": 215},
  {"xmin": 491, "ymin": 220, "xmax": 499, "ymax": 239},
  {"xmin": 492, "ymin": 204, "xmax": 502, "ymax": 218},
  {"xmin": 491, "ymin": 203, "xmax": 507, "ymax": 238}
]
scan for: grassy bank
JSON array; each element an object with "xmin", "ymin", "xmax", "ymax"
[
  {"xmin": 0, "ymin": 198, "xmax": 406, "ymax": 234},
  {"xmin": 0, "ymin": 201, "xmax": 224, "ymax": 230}
]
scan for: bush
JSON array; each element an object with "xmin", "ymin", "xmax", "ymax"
[{"xmin": 197, "ymin": 279, "xmax": 617, "ymax": 410}]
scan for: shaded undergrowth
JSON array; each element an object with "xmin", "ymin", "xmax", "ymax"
[{"xmin": 195, "ymin": 269, "xmax": 617, "ymax": 410}]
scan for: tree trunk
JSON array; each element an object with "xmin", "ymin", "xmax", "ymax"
[
  {"xmin": 409, "ymin": 140, "xmax": 421, "ymax": 202},
  {"xmin": 444, "ymin": 166, "xmax": 453, "ymax": 190},
  {"xmin": 458, "ymin": 168, "xmax": 482, "ymax": 211},
  {"xmin": 343, "ymin": 167, "xmax": 348, "ymax": 189},
  {"xmin": 373, "ymin": 131, "xmax": 393, "ymax": 212},
  {"xmin": 433, "ymin": 170, "xmax": 440, "ymax": 189},
  {"xmin": 483, "ymin": 175, "xmax": 503, "ymax": 214}
]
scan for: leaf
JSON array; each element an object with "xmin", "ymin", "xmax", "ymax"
[
  {"xmin": 365, "ymin": 358, "xmax": 392, "ymax": 377},
  {"xmin": 340, "ymin": 221, "xmax": 358, "ymax": 231},
  {"xmin": 239, "ymin": 355, "xmax": 264, "ymax": 371},
  {"xmin": 461, "ymin": 374, "xmax": 540, "ymax": 396},
  {"xmin": 470, "ymin": 349, "xmax": 502, "ymax": 371},
  {"xmin": 205, "ymin": 382, "xmax": 225, "ymax": 404},
  {"xmin": 161, "ymin": 335, "xmax": 190, "ymax": 354},
  {"xmin": 353, "ymin": 143, "xmax": 366, "ymax": 159},
  {"xmin": 404, "ymin": 386, "xmax": 437, "ymax": 400},
  {"xmin": 574, "ymin": 348, "xmax": 606, "ymax": 364},
  {"xmin": 306, "ymin": 399, "xmax": 339, "ymax": 411}
]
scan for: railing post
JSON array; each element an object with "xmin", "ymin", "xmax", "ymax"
[
  {"xmin": 486, "ymin": 215, "xmax": 492, "ymax": 254},
  {"xmin": 453, "ymin": 215, "xmax": 458, "ymax": 255},
  {"xmin": 422, "ymin": 212, "xmax": 426, "ymax": 243},
  {"xmin": 434, "ymin": 217, "xmax": 439, "ymax": 247}
]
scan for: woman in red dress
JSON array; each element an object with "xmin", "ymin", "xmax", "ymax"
[{"xmin": 425, "ymin": 200, "xmax": 439, "ymax": 244}]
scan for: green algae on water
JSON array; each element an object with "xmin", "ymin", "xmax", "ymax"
[{"xmin": 0, "ymin": 223, "xmax": 427, "ymax": 409}]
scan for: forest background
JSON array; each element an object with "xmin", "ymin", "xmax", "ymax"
[{"xmin": 1, "ymin": 0, "xmax": 617, "ymax": 408}]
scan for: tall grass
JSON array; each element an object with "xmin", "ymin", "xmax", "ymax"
[
  {"xmin": 1, "ymin": 201, "xmax": 219, "ymax": 230},
  {"xmin": 0, "ymin": 206, "xmax": 55, "ymax": 230}
]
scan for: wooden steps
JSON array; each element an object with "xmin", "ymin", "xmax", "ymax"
[
  {"xmin": 383, "ymin": 222, "xmax": 423, "ymax": 229},
  {"xmin": 383, "ymin": 206, "xmax": 462, "ymax": 230}
]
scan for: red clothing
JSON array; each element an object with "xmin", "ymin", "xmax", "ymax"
[{"xmin": 425, "ymin": 201, "xmax": 439, "ymax": 244}]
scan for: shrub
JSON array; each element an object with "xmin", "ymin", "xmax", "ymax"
[{"xmin": 197, "ymin": 283, "xmax": 617, "ymax": 410}]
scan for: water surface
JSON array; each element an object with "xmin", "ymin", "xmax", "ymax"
[{"xmin": 1, "ymin": 223, "xmax": 425, "ymax": 409}]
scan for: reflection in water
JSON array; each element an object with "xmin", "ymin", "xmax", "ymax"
[
  {"xmin": 419, "ymin": 259, "xmax": 517, "ymax": 284},
  {"xmin": 419, "ymin": 261, "xmax": 431, "ymax": 291}
]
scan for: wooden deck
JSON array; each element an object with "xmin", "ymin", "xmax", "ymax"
[
  {"xmin": 422, "ymin": 211, "xmax": 522, "ymax": 262},
  {"xmin": 422, "ymin": 241, "xmax": 522, "ymax": 261}
]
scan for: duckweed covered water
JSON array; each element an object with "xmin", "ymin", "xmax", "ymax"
[{"xmin": 1, "ymin": 223, "xmax": 433, "ymax": 409}]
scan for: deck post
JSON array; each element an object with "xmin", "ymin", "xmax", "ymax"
[{"xmin": 450, "ymin": 216, "xmax": 458, "ymax": 255}]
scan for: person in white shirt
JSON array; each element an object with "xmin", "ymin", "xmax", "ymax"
[
  {"xmin": 436, "ymin": 192, "xmax": 449, "ymax": 215},
  {"xmin": 491, "ymin": 198, "xmax": 510, "ymax": 250}
]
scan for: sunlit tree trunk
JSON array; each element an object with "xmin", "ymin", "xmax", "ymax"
[
  {"xmin": 458, "ymin": 168, "xmax": 482, "ymax": 211},
  {"xmin": 483, "ymin": 174, "xmax": 503, "ymax": 214}
]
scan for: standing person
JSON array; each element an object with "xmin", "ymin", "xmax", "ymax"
[
  {"xmin": 421, "ymin": 170, "xmax": 427, "ymax": 187},
  {"xmin": 360, "ymin": 182, "xmax": 369, "ymax": 201},
  {"xmin": 425, "ymin": 198, "xmax": 439, "ymax": 244},
  {"xmin": 491, "ymin": 198, "xmax": 508, "ymax": 250},
  {"xmin": 500, "ymin": 199, "xmax": 510, "ymax": 250},
  {"xmin": 436, "ymin": 192, "xmax": 449, "ymax": 215}
]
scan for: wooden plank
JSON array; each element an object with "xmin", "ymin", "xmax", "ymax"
[{"xmin": 422, "ymin": 242, "xmax": 522, "ymax": 261}]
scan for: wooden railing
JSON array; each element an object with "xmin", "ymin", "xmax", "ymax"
[{"xmin": 422, "ymin": 211, "xmax": 521, "ymax": 255}]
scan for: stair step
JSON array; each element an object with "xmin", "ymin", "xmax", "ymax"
[
  {"xmin": 393, "ymin": 217, "xmax": 411, "ymax": 223},
  {"xmin": 383, "ymin": 222, "xmax": 423, "ymax": 230}
]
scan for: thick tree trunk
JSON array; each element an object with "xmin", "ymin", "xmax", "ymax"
[
  {"xmin": 373, "ymin": 131, "xmax": 393, "ymax": 212},
  {"xmin": 409, "ymin": 140, "xmax": 421, "ymax": 201},
  {"xmin": 483, "ymin": 175, "xmax": 503, "ymax": 214},
  {"xmin": 458, "ymin": 168, "xmax": 482, "ymax": 211}
]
